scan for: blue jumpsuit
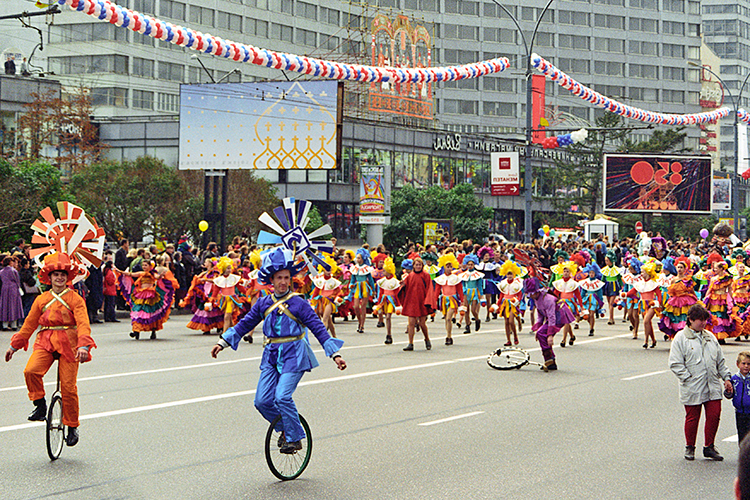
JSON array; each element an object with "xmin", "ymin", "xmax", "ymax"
[{"xmin": 221, "ymin": 292, "xmax": 344, "ymax": 442}]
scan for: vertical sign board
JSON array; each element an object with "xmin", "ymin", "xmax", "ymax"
[
  {"xmin": 360, "ymin": 165, "xmax": 386, "ymax": 224},
  {"xmin": 423, "ymin": 219, "xmax": 453, "ymax": 248},
  {"xmin": 490, "ymin": 151, "xmax": 520, "ymax": 196},
  {"xmin": 712, "ymin": 178, "xmax": 731, "ymax": 211}
]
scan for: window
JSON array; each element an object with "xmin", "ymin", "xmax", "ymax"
[
  {"xmin": 663, "ymin": 89, "xmax": 684, "ymax": 103},
  {"xmin": 628, "ymin": 87, "xmax": 658, "ymax": 101},
  {"xmin": 630, "ymin": 63, "xmax": 658, "ymax": 79},
  {"xmin": 295, "ymin": 28, "xmax": 316, "ymax": 46},
  {"xmin": 594, "ymin": 61, "xmax": 624, "ymax": 76},
  {"xmin": 51, "ymin": 23, "xmax": 127, "ymax": 43},
  {"xmin": 321, "ymin": 7, "xmax": 339, "ymax": 24},
  {"xmin": 688, "ymin": 23, "xmax": 700, "ymax": 36},
  {"xmin": 557, "ymin": 58, "xmax": 589, "ymax": 73},
  {"xmin": 594, "ymin": 14, "xmax": 624, "ymax": 30},
  {"xmin": 158, "ymin": 93, "xmax": 180, "ymax": 113},
  {"xmin": 663, "ymin": 0, "xmax": 684, "ymax": 12},
  {"xmin": 688, "ymin": 0, "xmax": 699, "ymax": 13},
  {"xmin": 378, "ymin": 0, "xmax": 398, "ymax": 7},
  {"xmin": 271, "ymin": 23, "xmax": 293, "ymax": 42},
  {"xmin": 445, "ymin": 0, "xmax": 478, "ymax": 15},
  {"xmin": 160, "ymin": 0, "xmax": 185, "ymax": 20},
  {"xmin": 483, "ymin": 102, "xmax": 516, "ymax": 116},
  {"xmin": 663, "ymin": 21, "xmax": 684, "ymax": 35},
  {"xmin": 299, "ymin": 1, "xmax": 317, "ymax": 19},
  {"xmin": 280, "ymin": 0, "xmax": 293, "ymax": 15},
  {"xmin": 629, "ymin": 40, "xmax": 658, "ymax": 56},
  {"xmin": 323, "ymin": 35, "xmax": 340, "ymax": 51},
  {"xmin": 132, "ymin": 57, "xmax": 154, "ymax": 78},
  {"xmin": 593, "ymin": 84, "xmax": 625, "ymax": 97},
  {"xmin": 132, "ymin": 90, "xmax": 154, "ymax": 110},
  {"xmin": 420, "ymin": 0, "xmax": 438, "ymax": 11},
  {"xmin": 663, "ymin": 67, "xmax": 684, "ymax": 81},
  {"xmin": 629, "ymin": 17, "xmax": 657, "ymax": 33},
  {"xmin": 50, "ymin": 55, "xmax": 128, "ymax": 74},
  {"xmin": 558, "ymin": 10, "xmax": 588, "ymax": 26},
  {"xmin": 594, "ymin": 0, "xmax": 624, "ymax": 5},
  {"xmin": 445, "ymin": 24, "xmax": 478, "ymax": 40},
  {"xmin": 189, "ymin": 6, "xmax": 214, "ymax": 26},
  {"xmin": 132, "ymin": 0, "xmax": 155, "ymax": 14},
  {"xmin": 91, "ymin": 87, "xmax": 128, "ymax": 107},
  {"xmin": 630, "ymin": 0, "xmax": 657, "ymax": 9},
  {"xmin": 443, "ymin": 79, "xmax": 478, "ymax": 90},
  {"xmin": 443, "ymin": 49, "xmax": 478, "ymax": 64},
  {"xmin": 559, "ymin": 34, "xmax": 589, "ymax": 50},
  {"xmin": 217, "ymin": 12, "xmax": 242, "ymax": 31},
  {"xmin": 535, "ymin": 32, "xmax": 554, "ymax": 47},
  {"xmin": 443, "ymin": 99, "xmax": 478, "ymax": 114},
  {"xmin": 662, "ymin": 43, "xmax": 684, "ymax": 59},
  {"xmin": 158, "ymin": 61, "xmax": 183, "ymax": 82},
  {"xmin": 482, "ymin": 77, "xmax": 515, "ymax": 92},
  {"xmin": 521, "ymin": 6, "xmax": 554, "ymax": 22},
  {"xmin": 595, "ymin": 37, "xmax": 624, "ymax": 53}
]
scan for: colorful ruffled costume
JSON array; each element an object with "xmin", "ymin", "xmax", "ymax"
[
  {"xmin": 705, "ymin": 272, "xmax": 736, "ymax": 339},
  {"xmin": 734, "ymin": 273, "xmax": 750, "ymax": 338},
  {"xmin": 658, "ymin": 276, "xmax": 697, "ymax": 339},
  {"xmin": 179, "ymin": 270, "xmax": 225, "ymax": 333},
  {"xmin": 120, "ymin": 268, "xmax": 177, "ymax": 333}
]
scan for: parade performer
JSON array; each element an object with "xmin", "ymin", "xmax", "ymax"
[
  {"xmin": 630, "ymin": 261, "xmax": 662, "ymax": 349},
  {"xmin": 398, "ymin": 257, "xmax": 434, "ymax": 351},
  {"xmin": 579, "ymin": 262, "xmax": 605, "ymax": 336},
  {"xmin": 211, "ymin": 247, "xmax": 346, "ymax": 454},
  {"xmin": 525, "ymin": 277, "xmax": 574, "ymax": 372},
  {"xmin": 374, "ymin": 258, "xmax": 401, "ymax": 345},
  {"xmin": 705, "ymin": 253, "xmax": 736, "ymax": 343},
  {"xmin": 372, "ymin": 253, "xmax": 387, "ymax": 328},
  {"xmin": 460, "ymin": 254, "xmax": 485, "ymax": 334},
  {"xmin": 601, "ymin": 251, "xmax": 623, "ymax": 325},
  {"xmin": 730, "ymin": 249, "xmax": 748, "ymax": 277},
  {"xmin": 421, "ymin": 252, "xmax": 440, "ymax": 323},
  {"xmin": 622, "ymin": 257, "xmax": 643, "ymax": 339},
  {"xmin": 5, "ymin": 252, "xmax": 96, "ymax": 447},
  {"xmin": 693, "ymin": 257, "xmax": 711, "ymax": 302},
  {"xmin": 120, "ymin": 258, "xmax": 177, "ymax": 340},
  {"xmin": 549, "ymin": 250, "xmax": 570, "ymax": 283},
  {"xmin": 309, "ymin": 256, "xmax": 342, "ymax": 338},
  {"xmin": 179, "ymin": 258, "xmax": 225, "ymax": 335},
  {"xmin": 733, "ymin": 262, "xmax": 750, "ymax": 340},
  {"xmin": 348, "ymin": 249, "xmax": 376, "ymax": 334},
  {"xmin": 433, "ymin": 253, "xmax": 463, "ymax": 345},
  {"xmin": 476, "ymin": 246, "xmax": 499, "ymax": 322},
  {"xmin": 337, "ymin": 250, "xmax": 355, "ymax": 321},
  {"xmin": 551, "ymin": 261, "xmax": 581, "ymax": 348},
  {"xmin": 209, "ymin": 256, "xmax": 248, "ymax": 335},
  {"xmin": 494, "ymin": 260, "xmax": 524, "ymax": 346},
  {"xmin": 659, "ymin": 256, "xmax": 698, "ymax": 341},
  {"xmin": 570, "ymin": 252, "xmax": 588, "ymax": 330}
]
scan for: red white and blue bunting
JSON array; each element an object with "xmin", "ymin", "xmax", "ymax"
[
  {"xmin": 530, "ymin": 53, "xmax": 749, "ymax": 126},
  {"xmin": 55, "ymin": 0, "xmax": 509, "ymax": 83}
]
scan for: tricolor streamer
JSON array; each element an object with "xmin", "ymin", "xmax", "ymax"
[
  {"xmin": 57, "ymin": 0, "xmax": 510, "ymax": 83},
  {"xmin": 530, "ymin": 53, "xmax": 750, "ymax": 126}
]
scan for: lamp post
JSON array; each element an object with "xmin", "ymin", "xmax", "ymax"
[
  {"xmin": 492, "ymin": 0, "xmax": 555, "ymax": 243},
  {"xmin": 689, "ymin": 61, "xmax": 750, "ymax": 235}
]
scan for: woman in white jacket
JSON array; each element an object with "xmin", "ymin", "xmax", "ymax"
[{"xmin": 669, "ymin": 303, "xmax": 734, "ymax": 461}]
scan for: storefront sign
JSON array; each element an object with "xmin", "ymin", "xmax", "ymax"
[
  {"xmin": 490, "ymin": 152, "xmax": 520, "ymax": 196},
  {"xmin": 360, "ymin": 215, "xmax": 387, "ymax": 224}
]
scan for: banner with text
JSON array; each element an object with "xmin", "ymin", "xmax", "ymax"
[{"xmin": 490, "ymin": 151, "xmax": 520, "ymax": 196}]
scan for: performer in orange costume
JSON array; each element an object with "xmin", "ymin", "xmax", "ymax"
[{"xmin": 5, "ymin": 253, "xmax": 96, "ymax": 447}]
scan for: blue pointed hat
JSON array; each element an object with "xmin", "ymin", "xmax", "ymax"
[{"xmin": 257, "ymin": 247, "xmax": 306, "ymax": 285}]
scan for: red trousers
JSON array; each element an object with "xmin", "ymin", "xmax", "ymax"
[
  {"xmin": 24, "ymin": 343, "xmax": 80, "ymax": 428},
  {"xmin": 684, "ymin": 399, "xmax": 722, "ymax": 447}
]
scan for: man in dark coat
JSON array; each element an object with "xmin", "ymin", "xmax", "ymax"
[{"xmin": 85, "ymin": 264, "xmax": 104, "ymax": 323}]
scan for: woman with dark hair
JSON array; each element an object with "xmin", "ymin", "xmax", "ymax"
[
  {"xmin": 0, "ymin": 256, "xmax": 24, "ymax": 330},
  {"xmin": 669, "ymin": 303, "xmax": 733, "ymax": 461},
  {"xmin": 398, "ymin": 257, "xmax": 434, "ymax": 351}
]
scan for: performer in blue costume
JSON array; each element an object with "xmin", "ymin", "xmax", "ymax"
[{"xmin": 211, "ymin": 247, "xmax": 347, "ymax": 453}]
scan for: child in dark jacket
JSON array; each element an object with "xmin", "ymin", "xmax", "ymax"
[{"xmin": 731, "ymin": 351, "xmax": 750, "ymax": 444}]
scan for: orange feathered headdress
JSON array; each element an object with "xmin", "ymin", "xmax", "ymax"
[{"xmin": 570, "ymin": 252, "xmax": 586, "ymax": 268}]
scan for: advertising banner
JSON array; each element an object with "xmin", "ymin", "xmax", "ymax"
[
  {"xmin": 603, "ymin": 155, "xmax": 712, "ymax": 214},
  {"xmin": 490, "ymin": 151, "xmax": 520, "ymax": 196},
  {"xmin": 360, "ymin": 165, "xmax": 386, "ymax": 218},
  {"xmin": 712, "ymin": 178, "xmax": 731, "ymax": 211},
  {"xmin": 423, "ymin": 219, "xmax": 452, "ymax": 247}
]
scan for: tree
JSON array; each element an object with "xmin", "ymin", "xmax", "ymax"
[
  {"xmin": 16, "ymin": 86, "xmax": 106, "ymax": 174},
  {"xmin": 383, "ymin": 183, "xmax": 492, "ymax": 250},
  {"xmin": 547, "ymin": 113, "xmax": 687, "ymax": 217},
  {"xmin": 0, "ymin": 159, "xmax": 72, "ymax": 249},
  {"xmin": 69, "ymin": 156, "xmax": 189, "ymax": 242}
]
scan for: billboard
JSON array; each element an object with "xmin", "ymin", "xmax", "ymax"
[
  {"xmin": 179, "ymin": 80, "xmax": 340, "ymax": 170},
  {"xmin": 490, "ymin": 152, "xmax": 520, "ymax": 196},
  {"xmin": 360, "ymin": 165, "xmax": 386, "ymax": 218},
  {"xmin": 712, "ymin": 178, "xmax": 731, "ymax": 211},
  {"xmin": 603, "ymin": 155, "xmax": 712, "ymax": 214},
  {"xmin": 423, "ymin": 219, "xmax": 452, "ymax": 247}
]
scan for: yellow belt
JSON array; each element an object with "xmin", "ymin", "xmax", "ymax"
[
  {"xmin": 39, "ymin": 326, "xmax": 76, "ymax": 330},
  {"xmin": 263, "ymin": 332, "xmax": 306, "ymax": 346}
]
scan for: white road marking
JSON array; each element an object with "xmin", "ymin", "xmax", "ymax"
[
  {"xmin": 723, "ymin": 434, "xmax": 739, "ymax": 443},
  {"xmin": 0, "ymin": 332, "xmax": 630, "ymax": 434},
  {"xmin": 418, "ymin": 411, "xmax": 484, "ymax": 426},
  {"xmin": 621, "ymin": 370, "xmax": 669, "ymax": 381}
]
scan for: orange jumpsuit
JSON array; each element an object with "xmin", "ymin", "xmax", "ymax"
[{"xmin": 10, "ymin": 289, "xmax": 96, "ymax": 427}]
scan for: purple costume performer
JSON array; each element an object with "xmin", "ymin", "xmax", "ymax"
[{"xmin": 525, "ymin": 278, "xmax": 574, "ymax": 371}]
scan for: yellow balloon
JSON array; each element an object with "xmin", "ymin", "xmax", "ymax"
[
  {"xmin": 542, "ymin": 224, "xmax": 550, "ymax": 233},
  {"xmin": 199, "ymin": 220, "xmax": 208, "ymax": 232}
]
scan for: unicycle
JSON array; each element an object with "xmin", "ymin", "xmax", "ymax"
[
  {"xmin": 46, "ymin": 359, "xmax": 64, "ymax": 461},
  {"xmin": 487, "ymin": 347, "xmax": 548, "ymax": 371},
  {"xmin": 264, "ymin": 414, "xmax": 312, "ymax": 481}
]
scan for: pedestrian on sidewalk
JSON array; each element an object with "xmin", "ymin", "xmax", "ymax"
[{"xmin": 669, "ymin": 303, "xmax": 733, "ymax": 461}]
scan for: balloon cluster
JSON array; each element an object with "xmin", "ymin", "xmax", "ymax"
[
  {"xmin": 541, "ymin": 128, "xmax": 588, "ymax": 149},
  {"xmin": 530, "ymin": 53, "xmax": 735, "ymax": 126},
  {"xmin": 56, "ymin": 0, "xmax": 510, "ymax": 84},
  {"xmin": 699, "ymin": 228, "xmax": 709, "ymax": 240},
  {"xmin": 537, "ymin": 225, "xmax": 557, "ymax": 238}
]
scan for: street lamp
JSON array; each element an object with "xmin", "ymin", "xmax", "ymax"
[
  {"xmin": 689, "ymin": 60, "xmax": 750, "ymax": 235},
  {"xmin": 492, "ymin": 0, "xmax": 555, "ymax": 243}
]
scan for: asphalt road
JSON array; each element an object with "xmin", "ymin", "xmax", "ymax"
[{"xmin": 0, "ymin": 310, "xmax": 745, "ymax": 499}]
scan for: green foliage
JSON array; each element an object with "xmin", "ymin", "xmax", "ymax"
[
  {"xmin": 384, "ymin": 183, "xmax": 492, "ymax": 249},
  {"xmin": 615, "ymin": 213, "xmax": 717, "ymax": 240},
  {"xmin": 69, "ymin": 156, "xmax": 188, "ymax": 242},
  {"xmin": 0, "ymin": 159, "xmax": 72, "ymax": 249},
  {"xmin": 305, "ymin": 205, "xmax": 327, "ymax": 235}
]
